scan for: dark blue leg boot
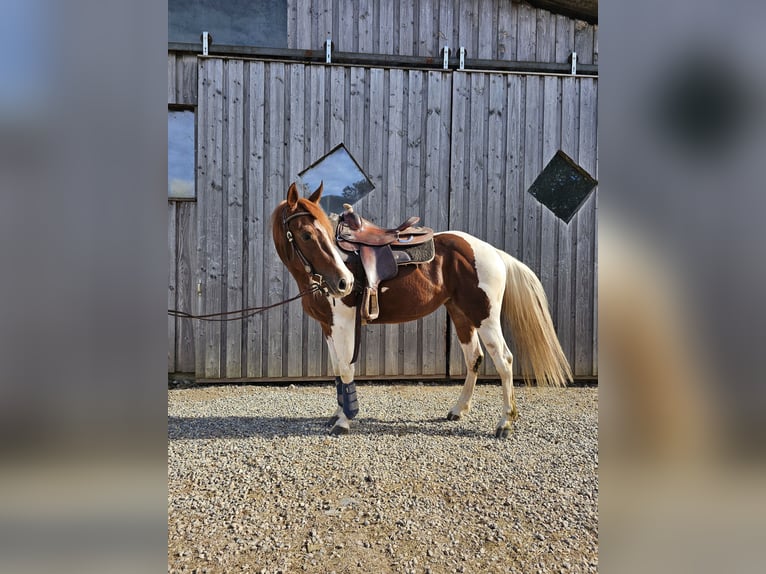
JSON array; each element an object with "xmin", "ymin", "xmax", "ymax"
[{"xmin": 335, "ymin": 377, "xmax": 359, "ymax": 419}]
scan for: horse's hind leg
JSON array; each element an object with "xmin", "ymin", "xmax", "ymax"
[
  {"xmin": 446, "ymin": 303, "xmax": 484, "ymax": 421},
  {"xmin": 478, "ymin": 321, "xmax": 518, "ymax": 438}
]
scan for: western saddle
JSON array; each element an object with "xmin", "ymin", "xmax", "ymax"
[{"xmin": 336, "ymin": 204, "xmax": 434, "ymax": 322}]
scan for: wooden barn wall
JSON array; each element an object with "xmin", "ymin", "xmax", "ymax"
[
  {"xmin": 168, "ymin": 53, "xmax": 199, "ymax": 373},
  {"xmin": 168, "ymin": 1, "xmax": 599, "ymax": 380},
  {"xmin": 447, "ymin": 72, "xmax": 597, "ymax": 379},
  {"xmin": 287, "ymin": 0, "xmax": 597, "ymax": 65},
  {"xmin": 193, "ymin": 59, "xmax": 453, "ymax": 380}
]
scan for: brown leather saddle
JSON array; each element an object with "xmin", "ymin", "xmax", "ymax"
[{"xmin": 336, "ymin": 204, "xmax": 434, "ymax": 322}]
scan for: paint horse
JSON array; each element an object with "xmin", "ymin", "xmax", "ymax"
[{"xmin": 272, "ymin": 182, "xmax": 572, "ymax": 438}]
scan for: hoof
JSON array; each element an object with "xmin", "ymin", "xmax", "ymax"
[
  {"xmin": 495, "ymin": 427, "xmax": 511, "ymax": 439},
  {"xmin": 446, "ymin": 412, "xmax": 461, "ymax": 421},
  {"xmin": 327, "ymin": 415, "xmax": 340, "ymax": 427},
  {"xmin": 330, "ymin": 425, "xmax": 349, "ymax": 436}
]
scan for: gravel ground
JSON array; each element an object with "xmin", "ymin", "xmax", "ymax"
[{"xmin": 168, "ymin": 383, "xmax": 598, "ymax": 573}]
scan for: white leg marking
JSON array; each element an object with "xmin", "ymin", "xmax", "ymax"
[
  {"xmin": 448, "ymin": 330, "xmax": 483, "ymax": 420},
  {"xmin": 326, "ymin": 300, "xmax": 357, "ymax": 434}
]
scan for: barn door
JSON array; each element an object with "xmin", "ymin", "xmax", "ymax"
[
  {"xmin": 192, "ymin": 59, "xmax": 454, "ymax": 380},
  {"xmin": 190, "ymin": 58, "xmax": 596, "ymax": 381},
  {"xmin": 446, "ymin": 72, "xmax": 598, "ymax": 379}
]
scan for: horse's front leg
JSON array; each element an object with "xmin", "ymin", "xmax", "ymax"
[{"xmin": 325, "ymin": 302, "xmax": 358, "ymax": 436}]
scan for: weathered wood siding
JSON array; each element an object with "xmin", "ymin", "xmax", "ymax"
[
  {"xmin": 448, "ymin": 72, "xmax": 597, "ymax": 378},
  {"xmin": 287, "ymin": 0, "xmax": 598, "ymax": 65},
  {"xmin": 182, "ymin": 58, "xmax": 597, "ymax": 380},
  {"xmin": 167, "ymin": 53, "xmax": 198, "ymax": 373},
  {"xmin": 192, "ymin": 59, "xmax": 454, "ymax": 379},
  {"xmin": 168, "ymin": 2, "xmax": 598, "ymax": 380}
]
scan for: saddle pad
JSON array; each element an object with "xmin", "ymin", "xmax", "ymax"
[{"xmin": 392, "ymin": 238, "xmax": 435, "ymax": 265}]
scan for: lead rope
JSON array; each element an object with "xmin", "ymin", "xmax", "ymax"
[{"xmin": 167, "ymin": 285, "xmax": 321, "ymax": 322}]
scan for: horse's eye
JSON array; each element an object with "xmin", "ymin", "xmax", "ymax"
[{"xmin": 301, "ymin": 232, "xmax": 312, "ymax": 242}]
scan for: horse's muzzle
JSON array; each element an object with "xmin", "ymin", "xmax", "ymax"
[{"xmin": 328, "ymin": 274, "xmax": 353, "ymax": 298}]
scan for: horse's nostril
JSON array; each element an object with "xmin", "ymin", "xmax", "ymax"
[{"xmin": 338, "ymin": 278, "xmax": 347, "ymax": 291}]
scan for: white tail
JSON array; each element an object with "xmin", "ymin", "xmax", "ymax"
[{"xmin": 499, "ymin": 250, "xmax": 573, "ymax": 387}]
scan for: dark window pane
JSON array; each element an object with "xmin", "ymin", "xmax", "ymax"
[
  {"xmin": 527, "ymin": 150, "xmax": 597, "ymax": 223},
  {"xmin": 168, "ymin": 110, "xmax": 195, "ymax": 199},
  {"xmin": 299, "ymin": 144, "xmax": 375, "ymax": 215},
  {"xmin": 168, "ymin": 0, "xmax": 287, "ymax": 48}
]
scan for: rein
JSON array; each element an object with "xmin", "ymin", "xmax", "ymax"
[{"xmin": 167, "ymin": 285, "xmax": 321, "ymax": 322}]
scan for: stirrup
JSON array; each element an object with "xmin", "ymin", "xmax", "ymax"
[{"xmin": 362, "ymin": 287, "xmax": 379, "ymax": 322}]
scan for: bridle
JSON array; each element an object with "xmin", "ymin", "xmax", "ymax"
[{"xmin": 282, "ymin": 207, "xmax": 332, "ymax": 295}]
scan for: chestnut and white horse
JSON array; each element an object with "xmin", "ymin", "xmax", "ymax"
[{"xmin": 272, "ymin": 183, "xmax": 572, "ymax": 438}]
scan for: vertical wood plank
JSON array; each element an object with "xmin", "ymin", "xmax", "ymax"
[
  {"xmin": 593, "ymin": 24, "xmax": 598, "ymax": 65},
  {"xmin": 286, "ymin": 64, "xmax": 306, "ymax": 378},
  {"xmin": 358, "ymin": 0, "xmax": 373, "ymax": 53},
  {"xmin": 194, "ymin": 60, "xmax": 208, "ymax": 378},
  {"xmin": 178, "ymin": 55, "xmax": 198, "ymax": 105},
  {"xmin": 485, "ymin": 73, "xmax": 506, "ymax": 252},
  {"xmin": 457, "ymin": 0, "xmax": 476, "ymax": 61},
  {"xmin": 225, "ymin": 60, "xmax": 244, "ymax": 378},
  {"xmin": 555, "ymin": 14, "xmax": 574, "ymax": 64},
  {"xmin": 477, "ymin": 0, "xmax": 495, "ymax": 59},
  {"xmin": 168, "ymin": 202, "xmax": 177, "ymax": 372},
  {"xmin": 419, "ymin": 0, "xmax": 434, "ymax": 57},
  {"xmin": 448, "ymin": 71, "xmax": 470, "ymax": 378},
  {"xmin": 574, "ymin": 20, "xmax": 594, "ymax": 65},
  {"xmin": 540, "ymin": 75, "xmax": 561, "ymax": 322},
  {"xmin": 246, "ymin": 62, "xmax": 266, "ymax": 378},
  {"xmin": 176, "ymin": 202, "xmax": 196, "ymax": 372},
  {"xmin": 384, "ymin": 69, "xmax": 405, "ymax": 375},
  {"xmin": 422, "ymin": 70, "xmax": 451, "ymax": 376},
  {"xmin": 287, "ymin": 0, "xmax": 297, "ymax": 48},
  {"xmin": 362, "ymin": 68, "xmax": 386, "ymax": 376},
  {"xmin": 497, "ymin": 0, "xmax": 517, "ymax": 60},
  {"xmin": 403, "ymin": 70, "xmax": 424, "ymax": 376},
  {"xmin": 467, "ymin": 73, "xmax": 487, "ymax": 240},
  {"xmin": 330, "ymin": 66, "xmax": 345, "ymax": 148},
  {"xmin": 505, "ymin": 75, "xmax": 524, "ymax": 262},
  {"xmin": 379, "ymin": 1, "xmax": 395, "ymax": 55},
  {"xmin": 522, "ymin": 75, "xmax": 542, "ymax": 278},
  {"xmin": 557, "ymin": 76, "xmax": 579, "ymax": 370},
  {"xmin": 266, "ymin": 62, "xmax": 287, "ymax": 378},
  {"xmin": 201, "ymin": 58, "xmax": 224, "ymax": 379},
  {"xmin": 399, "ymin": 0, "xmax": 415, "ymax": 56},
  {"xmin": 338, "ymin": 0, "xmax": 356, "ymax": 52},
  {"xmin": 536, "ymin": 9, "xmax": 556, "ymax": 62},
  {"xmin": 575, "ymin": 77, "xmax": 597, "ymax": 376},
  {"xmin": 516, "ymin": 2, "xmax": 536, "ymax": 61},
  {"xmin": 504, "ymin": 74, "xmax": 525, "ymax": 376},
  {"xmin": 168, "ymin": 54, "xmax": 176, "ymax": 105},
  {"xmin": 294, "ymin": 0, "xmax": 312, "ymax": 49},
  {"xmin": 304, "ymin": 65, "xmax": 328, "ymax": 378},
  {"xmin": 438, "ymin": 0, "xmax": 454, "ymax": 56}
]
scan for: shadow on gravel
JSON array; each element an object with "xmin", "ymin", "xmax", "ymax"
[{"xmin": 168, "ymin": 416, "xmax": 492, "ymax": 440}]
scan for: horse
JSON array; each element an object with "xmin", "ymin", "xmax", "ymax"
[{"xmin": 271, "ymin": 182, "xmax": 573, "ymax": 438}]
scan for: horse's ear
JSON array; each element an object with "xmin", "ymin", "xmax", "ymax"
[
  {"xmin": 287, "ymin": 182, "xmax": 300, "ymax": 208},
  {"xmin": 308, "ymin": 181, "xmax": 323, "ymax": 204}
]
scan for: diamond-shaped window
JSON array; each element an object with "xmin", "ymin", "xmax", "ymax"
[
  {"xmin": 299, "ymin": 143, "xmax": 374, "ymax": 215},
  {"xmin": 527, "ymin": 150, "xmax": 597, "ymax": 223}
]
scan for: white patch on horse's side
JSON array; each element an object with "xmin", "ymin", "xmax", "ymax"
[
  {"xmin": 380, "ymin": 287, "xmax": 389, "ymax": 293},
  {"xmin": 314, "ymin": 220, "xmax": 354, "ymax": 288},
  {"xmin": 441, "ymin": 231, "xmax": 506, "ymax": 319}
]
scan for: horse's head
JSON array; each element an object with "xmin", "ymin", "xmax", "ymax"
[{"xmin": 272, "ymin": 182, "xmax": 354, "ymax": 298}]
